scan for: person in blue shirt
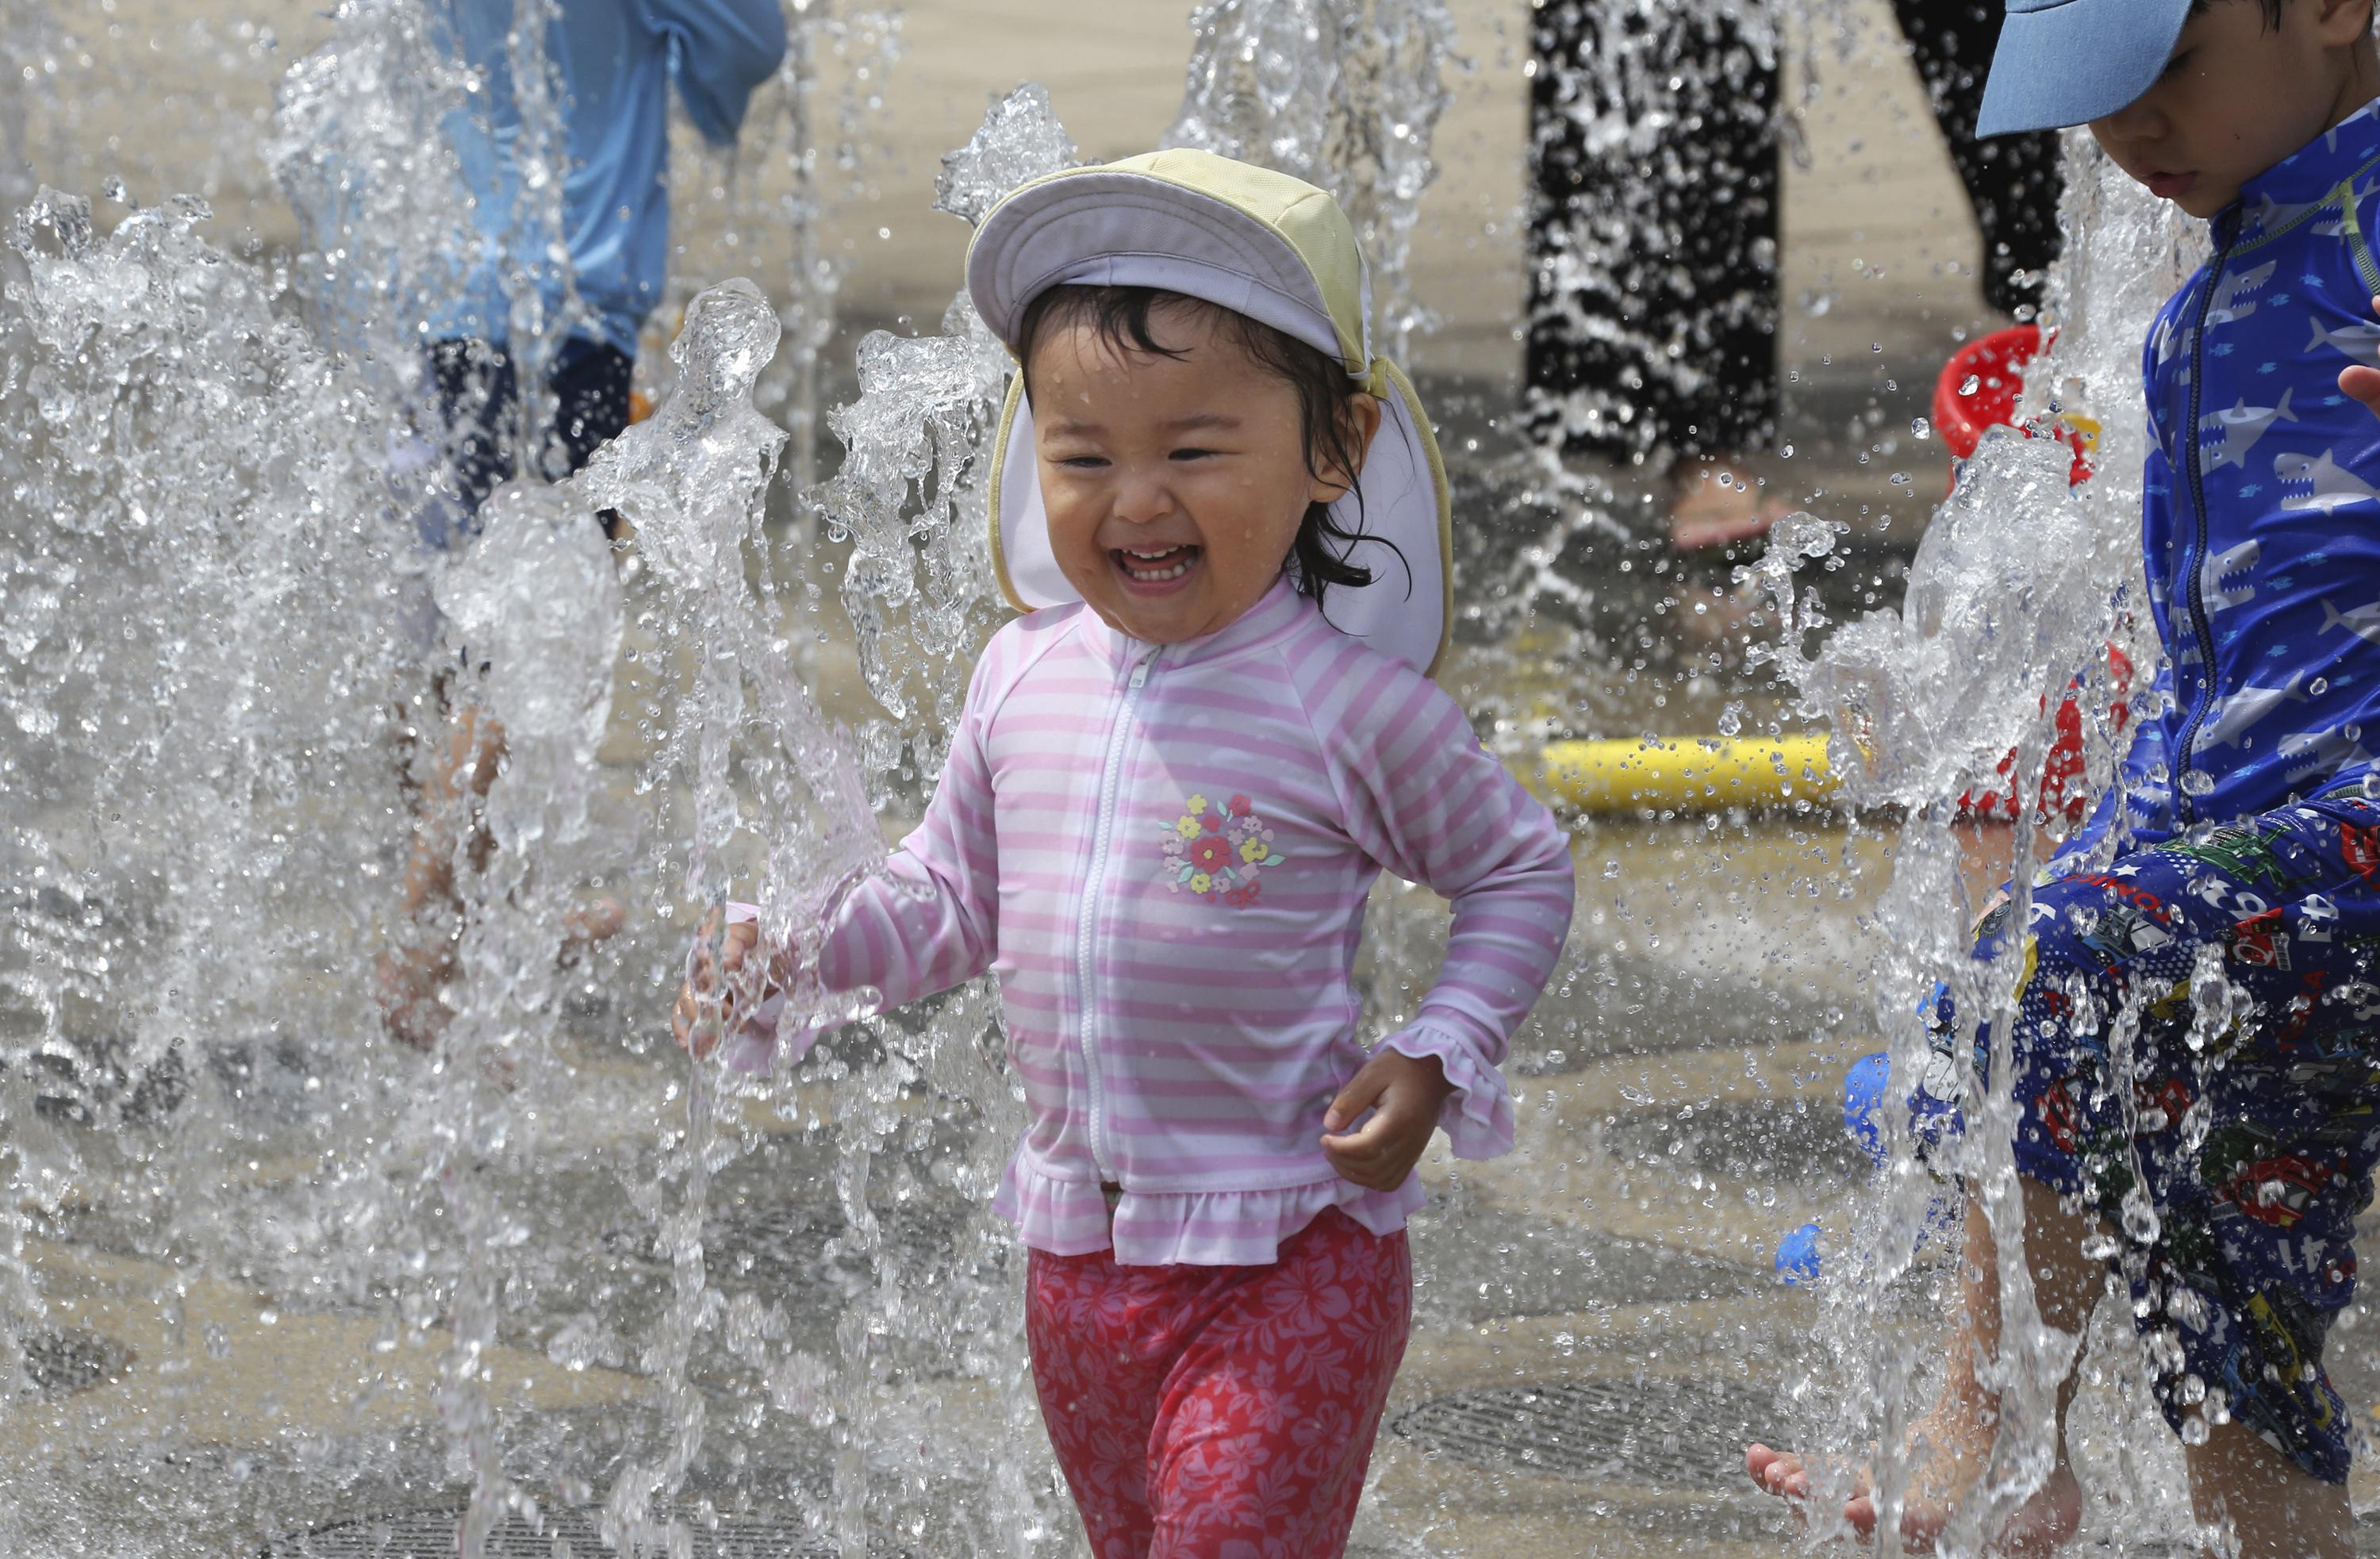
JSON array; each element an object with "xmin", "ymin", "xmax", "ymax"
[
  {"xmin": 424, "ymin": 0, "xmax": 786, "ymax": 518},
  {"xmin": 379, "ymin": 0, "xmax": 784, "ymax": 1049},
  {"xmin": 1746, "ymin": 2, "xmax": 2380, "ymax": 1553}
]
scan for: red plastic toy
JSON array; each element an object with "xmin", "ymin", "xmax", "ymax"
[
  {"xmin": 1933, "ymin": 324, "xmax": 2095, "ymax": 489},
  {"xmin": 1935, "ymin": 325, "xmax": 2125, "ymax": 824}
]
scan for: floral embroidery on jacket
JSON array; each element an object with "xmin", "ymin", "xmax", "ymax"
[{"xmin": 1159, "ymin": 791, "xmax": 1286, "ymax": 907}]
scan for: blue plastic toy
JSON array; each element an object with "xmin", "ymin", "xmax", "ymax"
[
  {"xmin": 1774, "ymin": 1220, "xmax": 1823, "ymax": 1285},
  {"xmin": 1772, "ymin": 1037, "xmax": 1963, "ymax": 1284}
]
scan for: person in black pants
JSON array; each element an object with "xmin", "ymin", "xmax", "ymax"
[
  {"xmin": 376, "ymin": 0, "xmax": 785, "ymax": 1049},
  {"xmin": 1526, "ymin": 1, "xmax": 2062, "ymax": 548},
  {"xmin": 382, "ymin": 335, "xmax": 643, "ymax": 1049},
  {"xmin": 426, "ymin": 335, "xmax": 635, "ymax": 536}
]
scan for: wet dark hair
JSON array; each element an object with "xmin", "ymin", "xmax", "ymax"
[{"xmin": 1014, "ymin": 284, "xmax": 1408, "ymax": 610}]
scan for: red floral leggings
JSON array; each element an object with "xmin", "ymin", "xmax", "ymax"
[{"xmin": 1024, "ymin": 1208, "xmax": 1413, "ymax": 1559}]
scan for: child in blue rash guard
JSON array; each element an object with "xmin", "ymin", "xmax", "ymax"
[{"xmin": 1748, "ymin": 2, "xmax": 2380, "ymax": 1554}]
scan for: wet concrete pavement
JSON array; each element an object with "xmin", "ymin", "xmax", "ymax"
[
  {"xmin": 22, "ymin": 806, "xmax": 2307, "ymax": 1556},
  {"xmin": 11, "ymin": 819, "xmax": 1873, "ymax": 1556}
]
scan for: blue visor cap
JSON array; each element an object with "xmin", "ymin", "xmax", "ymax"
[{"xmin": 1975, "ymin": 0, "xmax": 2193, "ymax": 136}]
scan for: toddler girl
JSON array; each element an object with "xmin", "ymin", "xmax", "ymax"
[{"xmin": 676, "ymin": 149, "xmax": 1576, "ymax": 1558}]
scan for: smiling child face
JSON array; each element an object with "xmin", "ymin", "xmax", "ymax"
[
  {"xmin": 2089, "ymin": 0, "xmax": 2380, "ymax": 219},
  {"xmin": 1026, "ymin": 301, "xmax": 1365, "ymax": 646}
]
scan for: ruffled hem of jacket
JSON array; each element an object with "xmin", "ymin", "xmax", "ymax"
[
  {"xmin": 1379, "ymin": 1023, "xmax": 1514, "ymax": 1160},
  {"xmin": 993, "ymin": 1154, "xmax": 1426, "ymax": 1267}
]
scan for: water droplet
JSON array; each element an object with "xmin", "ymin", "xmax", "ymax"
[
  {"xmin": 2121, "ymin": 1186, "xmax": 2163, "ymax": 1244},
  {"xmin": 1960, "ymin": 374, "xmax": 1982, "ymax": 396},
  {"xmin": 1602, "ymin": 860, "xmax": 1622, "ymax": 878},
  {"xmin": 2311, "ymin": 677, "xmax": 2330, "ymax": 695},
  {"xmin": 1910, "ymin": 417, "xmax": 1931, "ymax": 440},
  {"xmin": 2180, "ymin": 768, "xmax": 2216, "ymax": 796},
  {"xmin": 1718, "ymin": 702, "xmax": 1744, "ymax": 736},
  {"xmin": 1779, "ymin": 443, "xmax": 1795, "ymax": 459}
]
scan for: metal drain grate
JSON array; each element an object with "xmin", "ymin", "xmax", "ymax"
[
  {"xmin": 21, "ymin": 1327, "xmax": 132, "ymax": 1396},
  {"xmin": 261, "ymin": 1506, "xmax": 839, "ymax": 1558},
  {"xmin": 1390, "ymin": 1376, "xmax": 1788, "ymax": 1488}
]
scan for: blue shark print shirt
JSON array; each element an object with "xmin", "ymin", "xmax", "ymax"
[{"xmin": 2077, "ymin": 98, "xmax": 2380, "ymax": 854}]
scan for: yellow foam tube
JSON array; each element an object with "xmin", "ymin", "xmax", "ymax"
[{"xmin": 1538, "ymin": 734, "xmax": 1837, "ymax": 814}]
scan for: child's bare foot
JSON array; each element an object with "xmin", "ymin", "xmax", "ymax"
[{"xmin": 1746, "ymin": 1417, "xmax": 2081, "ymax": 1554}]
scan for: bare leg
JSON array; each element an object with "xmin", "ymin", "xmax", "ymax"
[
  {"xmin": 376, "ymin": 699, "xmax": 502, "ymax": 1050},
  {"xmin": 413, "ymin": 700, "xmax": 505, "ymax": 903},
  {"xmin": 2184, "ymin": 1419, "xmax": 2350, "ymax": 1559},
  {"xmin": 1749, "ymin": 1176, "xmax": 2094, "ymax": 1552},
  {"xmin": 377, "ymin": 688, "xmax": 625, "ymax": 1046}
]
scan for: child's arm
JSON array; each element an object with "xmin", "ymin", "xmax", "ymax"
[
  {"xmin": 1310, "ymin": 656, "xmax": 1578, "ymax": 1166},
  {"xmin": 676, "ymin": 651, "xmax": 1008, "ymax": 1069}
]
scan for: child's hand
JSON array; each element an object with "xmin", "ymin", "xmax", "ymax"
[
  {"xmin": 1320, "ymin": 1048, "xmax": 1454, "ymax": 1191},
  {"xmin": 2342, "ymin": 296, "xmax": 2380, "ymax": 417},
  {"xmin": 672, "ymin": 914, "xmax": 764, "ymax": 1059}
]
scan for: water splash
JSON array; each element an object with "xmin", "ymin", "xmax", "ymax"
[
  {"xmin": 2, "ymin": 21, "xmax": 1078, "ymax": 1559},
  {"xmin": 0, "ymin": 180, "xmax": 425, "ymax": 1543},
  {"xmin": 268, "ymin": 0, "xmax": 479, "ymax": 385},
  {"xmin": 1758, "ymin": 132, "xmax": 2208, "ymax": 1550},
  {"xmin": 930, "ymin": 82, "xmax": 1079, "ymax": 228},
  {"xmin": 821, "ymin": 86, "xmax": 1069, "ymax": 781},
  {"xmin": 1755, "ymin": 433, "xmax": 2107, "ymax": 816},
  {"xmin": 584, "ymin": 273, "xmax": 881, "ymax": 1030},
  {"xmin": 800, "ymin": 86, "xmax": 1081, "ymax": 1554},
  {"xmin": 1164, "ymin": 0, "xmax": 1457, "ymax": 361},
  {"xmin": 697, "ymin": 5, "xmax": 903, "ymax": 501},
  {"xmin": 2, "ymin": 182, "xmax": 416, "ymax": 1110},
  {"xmin": 421, "ymin": 472, "xmax": 627, "ymax": 1553}
]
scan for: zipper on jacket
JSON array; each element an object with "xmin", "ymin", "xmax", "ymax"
[
  {"xmin": 1077, "ymin": 647, "xmax": 1157, "ymax": 1181},
  {"xmin": 2171, "ymin": 217, "xmax": 2240, "ymax": 826}
]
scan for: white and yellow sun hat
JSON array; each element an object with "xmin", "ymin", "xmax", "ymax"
[{"xmin": 965, "ymin": 148, "xmax": 1454, "ymax": 678}]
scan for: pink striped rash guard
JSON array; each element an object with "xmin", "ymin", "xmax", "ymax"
[{"xmin": 734, "ymin": 577, "xmax": 1576, "ymax": 1265}]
